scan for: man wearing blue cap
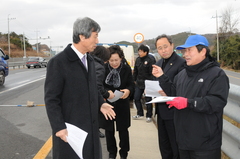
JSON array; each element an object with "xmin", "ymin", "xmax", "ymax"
[{"xmin": 152, "ymin": 34, "xmax": 229, "ymax": 158}]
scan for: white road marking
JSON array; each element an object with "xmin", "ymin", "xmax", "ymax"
[
  {"xmin": 16, "ymin": 80, "xmax": 31, "ymax": 85},
  {"xmin": 0, "ymin": 76, "xmax": 46, "ymax": 94}
]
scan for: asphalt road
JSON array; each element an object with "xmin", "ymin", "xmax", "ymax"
[
  {"xmin": 0, "ymin": 67, "xmax": 239, "ymax": 159},
  {"xmin": 0, "ymin": 68, "xmax": 52, "ymax": 159},
  {"xmin": 223, "ymin": 69, "xmax": 240, "ymax": 85}
]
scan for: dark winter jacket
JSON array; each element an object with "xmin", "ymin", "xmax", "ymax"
[
  {"xmin": 158, "ymin": 57, "xmax": 229, "ymax": 150},
  {"xmin": 133, "ymin": 54, "xmax": 156, "ymax": 89}
]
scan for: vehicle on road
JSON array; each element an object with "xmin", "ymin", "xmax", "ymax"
[
  {"xmin": 26, "ymin": 57, "xmax": 47, "ymax": 69},
  {"xmin": 0, "ymin": 48, "xmax": 9, "ymax": 85}
]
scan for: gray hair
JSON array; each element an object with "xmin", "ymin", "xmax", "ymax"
[{"xmin": 73, "ymin": 17, "xmax": 101, "ymax": 43}]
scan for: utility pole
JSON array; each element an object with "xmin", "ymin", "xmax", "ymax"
[
  {"xmin": 212, "ymin": 11, "xmax": 222, "ymax": 62},
  {"xmin": 35, "ymin": 30, "xmax": 40, "ymax": 55},
  {"xmin": 189, "ymin": 27, "xmax": 191, "ymax": 36},
  {"xmin": 23, "ymin": 32, "xmax": 26, "ymax": 58},
  {"xmin": 7, "ymin": 14, "xmax": 16, "ymax": 58},
  {"xmin": 28, "ymin": 35, "xmax": 50, "ymax": 56}
]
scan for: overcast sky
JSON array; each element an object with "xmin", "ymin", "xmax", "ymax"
[{"xmin": 1, "ymin": 0, "xmax": 240, "ymax": 51}]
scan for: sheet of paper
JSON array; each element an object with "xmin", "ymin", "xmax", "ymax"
[
  {"xmin": 107, "ymin": 90, "xmax": 124, "ymax": 103},
  {"xmin": 145, "ymin": 80, "xmax": 162, "ymax": 97},
  {"xmin": 146, "ymin": 96, "xmax": 175, "ymax": 104},
  {"xmin": 65, "ymin": 122, "xmax": 88, "ymax": 159}
]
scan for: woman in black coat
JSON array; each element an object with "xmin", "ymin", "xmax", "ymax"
[{"xmin": 101, "ymin": 45, "xmax": 134, "ymax": 159}]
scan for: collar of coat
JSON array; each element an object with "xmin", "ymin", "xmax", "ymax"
[{"xmin": 64, "ymin": 44, "xmax": 94, "ymax": 63}]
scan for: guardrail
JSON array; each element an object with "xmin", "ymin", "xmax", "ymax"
[
  {"xmin": 8, "ymin": 61, "xmax": 27, "ymax": 69},
  {"xmin": 222, "ymin": 83, "xmax": 240, "ymax": 159},
  {"xmin": 8, "ymin": 57, "xmax": 51, "ymax": 69}
]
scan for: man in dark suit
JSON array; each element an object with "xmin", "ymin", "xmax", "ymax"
[
  {"xmin": 44, "ymin": 17, "xmax": 115, "ymax": 159},
  {"xmin": 154, "ymin": 34, "xmax": 185, "ymax": 159}
]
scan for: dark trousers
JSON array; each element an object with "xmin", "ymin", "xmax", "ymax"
[
  {"xmin": 157, "ymin": 116, "xmax": 179, "ymax": 159},
  {"xmin": 134, "ymin": 86, "xmax": 153, "ymax": 117},
  {"xmin": 179, "ymin": 148, "xmax": 221, "ymax": 159},
  {"xmin": 105, "ymin": 128, "xmax": 129, "ymax": 158}
]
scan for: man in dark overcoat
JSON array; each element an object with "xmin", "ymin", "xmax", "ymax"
[
  {"xmin": 44, "ymin": 17, "xmax": 115, "ymax": 159},
  {"xmin": 154, "ymin": 34, "xmax": 185, "ymax": 159}
]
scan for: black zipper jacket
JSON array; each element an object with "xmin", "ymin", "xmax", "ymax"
[
  {"xmin": 158, "ymin": 57, "xmax": 229, "ymax": 150},
  {"xmin": 133, "ymin": 54, "xmax": 156, "ymax": 89}
]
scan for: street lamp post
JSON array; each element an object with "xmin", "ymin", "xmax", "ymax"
[{"xmin": 7, "ymin": 14, "xmax": 16, "ymax": 58}]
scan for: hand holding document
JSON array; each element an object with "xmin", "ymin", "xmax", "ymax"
[
  {"xmin": 107, "ymin": 90, "xmax": 124, "ymax": 103},
  {"xmin": 144, "ymin": 80, "xmax": 175, "ymax": 104},
  {"xmin": 145, "ymin": 80, "xmax": 162, "ymax": 97},
  {"xmin": 146, "ymin": 96, "xmax": 175, "ymax": 104},
  {"xmin": 66, "ymin": 122, "xmax": 88, "ymax": 159}
]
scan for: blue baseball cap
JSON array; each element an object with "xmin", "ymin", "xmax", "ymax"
[{"xmin": 176, "ymin": 34, "xmax": 209, "ymax": 50}]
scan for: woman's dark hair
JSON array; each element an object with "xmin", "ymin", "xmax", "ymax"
[
  {"xmin": 108, "ymin": 45, "xmax": 124, "ymax": 59},
  {"xmin": 90, "ymin": 46, "xmax": 110, "ymax": 62},
  {"xmin": 108, "ymin": 45, "xmax": 131, "ymax": 66},
  {"xmin": 138, "ymin": 44, "xmax": 149, "ymax": 54}
]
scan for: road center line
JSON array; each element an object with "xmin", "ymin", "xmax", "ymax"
[
  {"xmin": 227, "ymin": 75, "xmax": 240, "ymax": 80},
  {"xmin": 16, "ymin": 80, "xmax": 31, "ymax": 85}
]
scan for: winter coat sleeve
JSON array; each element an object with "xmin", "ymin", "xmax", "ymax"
[
  {"xmin": 157, "ymin": 73, "xmax": 177, "ymax": 96},
  {"xmin": 44, "ymin": 57, "xmax": 66, "ymax": 134},
  {"xmin": 95, "ymin": 63, "xmax": 109, "ymax": 99}
]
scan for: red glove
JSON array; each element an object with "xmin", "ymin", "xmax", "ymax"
[{"xmin": 166, "ymin": 97, "xmax": 187, "ymax": 109}]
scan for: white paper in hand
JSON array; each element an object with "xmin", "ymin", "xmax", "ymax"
[
  {"xmin": 65, "ymin": 122, "xmax": 88, "ymax": 159},
  {"xmin": 145, "ymin": 80, "xmax": 162, "ymax": 97},
  {"xmin": 146, "ymin": 96, "xmax": 175, "ymax": 104},
  {"xmin": 107, "ymin": 90, "xmax": 124, "ymax": 103}
]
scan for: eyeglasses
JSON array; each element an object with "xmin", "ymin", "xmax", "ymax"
[{"xmin": 157, "ymin": 45, "xmax": 169, "ymax": 51}]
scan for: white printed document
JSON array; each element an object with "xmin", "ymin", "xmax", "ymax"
[
  {"xmin": 65, "ymin": 122, "xmax": 88, "ymax": 159},
  {"xmin": 145, "ymin": 80, "xmax": 162, "ymax": 97},
  {"xmin": 107, "ymin": 90, "xmax": 124, "ymax": 103},
  {"xmin": 146, "ymin": 96, "xmax": 175, "ymax": 104}
]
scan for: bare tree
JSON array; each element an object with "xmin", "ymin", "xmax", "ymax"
[{"xmin": 219, "ymin": 6, "xmax": 239, "ymax": 37}]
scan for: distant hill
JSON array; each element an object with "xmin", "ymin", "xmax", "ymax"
[
  {"xmin": 116, "ymin": 32, "xmax": 217, "ymax": 53},
  {"xmin": 0, "ymin": 34, "xmax": 48, "ymax": 57}
]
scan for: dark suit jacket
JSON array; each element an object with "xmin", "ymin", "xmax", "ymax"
[
  {"xmin": 155, "ymin": 52, "xmax": 185, "ymax": 120},
  {"xmin": 44, "ymin": 44, "xmax": 104, "ymax": 159}
]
